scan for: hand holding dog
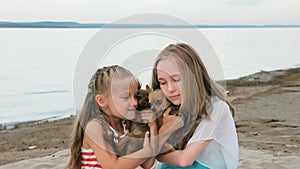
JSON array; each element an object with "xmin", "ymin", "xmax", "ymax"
[
  {"xmin": 160, "ymin": 107, "xmax": 184, "ymax": 135},
  {"xmin": 140, "ymin": 110, "xmax": 157, "ymax": 126}
]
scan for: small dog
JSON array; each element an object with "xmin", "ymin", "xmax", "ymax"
[
  {"xmin": 115, "ymin": 84, "xmax": 151, "ymax": 156},
  {"xmin": 116, "ymin": 84, "xmax": 179, "ymax": 156},
  {"xmin": 149, "ymin": 89, "xmax": 179, "ymax": 154}
]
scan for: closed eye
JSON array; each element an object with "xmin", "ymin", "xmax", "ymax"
[
  {"xmin": 159, "ymin": 82, "xmax": 166, "ymax": 85},
  {"xmin": 174, "ymin": 78, "xmax": 181, "ymax": 82},
  {"xmin": 155, "ymin": 99, "xmax": 162, "ymax": 105},
  {"xmin": 122, "ymin": 96, "xmax": 129, "ymax": 100}
]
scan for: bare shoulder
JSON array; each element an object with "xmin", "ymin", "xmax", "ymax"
[{"xmin": 85, "ymin": 119, "xmax": 105, "ymax": 137}]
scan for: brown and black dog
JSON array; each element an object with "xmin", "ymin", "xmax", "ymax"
[
  {"xmin": 115, "ymin": 84, "xmax": 151, "ymax": 155},
  {"xmin": 116, "ymin": 84, "xmax": 179, "ymax": 156}
]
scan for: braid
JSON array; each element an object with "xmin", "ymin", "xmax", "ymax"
[
  {"xmin": 93, "ymin": 66, "xmax": 120, "ymax": 96},
  {"xmin": 67, "ymin": 66, "xmax": 119, "ymax": 169},
  {"xmin": 67, "ymin": 65, "xmax": 137, "ymax": 169}
]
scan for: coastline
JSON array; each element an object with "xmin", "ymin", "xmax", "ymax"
[
  {"xmin": 0, "ymin": 115, "xmax": 75, "ymax": 130},
  {"xmin": 0, "ymin": 67, "xmax": 300, "ymax": 168},
  {"xmin": 1, "ymin": 67, "xmax": 298, "ymax": 128}
]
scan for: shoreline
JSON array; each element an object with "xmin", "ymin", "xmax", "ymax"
[
  {"xmin": 1, "ymin": 67, "xmax": 300, "ymax": 168},
  {"xmin": 1, "ymin": 66, "xmax": 299, "ymax": 128},
  {"xmin": 0, "ymin": 115, "xmax": 75, "ymax": 130}
]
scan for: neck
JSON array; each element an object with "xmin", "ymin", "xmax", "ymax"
[
  {"xmin": 101, "ymin": 106, "xmax": 125, "ymax": 134},
  {"xmin": 107, "ymin": 115, "xmax": 124, "ymax": 134}
]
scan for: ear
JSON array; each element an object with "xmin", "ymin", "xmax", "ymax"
[
  {"xmin": 146, "ymin": 85, "xmax": 151, "ymax": 93},
  {"xmin": 95, "ymin": 95, "xmax": 107, "ymax": 107},
  {"xmin": 137, "ymin": 81, "xmax": 142, "ymax": 90}
]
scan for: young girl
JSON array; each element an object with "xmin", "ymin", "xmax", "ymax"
[
  {"xmin": 152, "ymin": 43, "xmax": 239, "ymax": 169},
  {"xmin": 66, "ymin": 65, "xmax": 157, "ymax": 169}
]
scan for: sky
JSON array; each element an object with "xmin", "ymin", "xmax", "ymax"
[{"xmin": 0, "ymin": 0, "xmax": 299, "ymax": 25}]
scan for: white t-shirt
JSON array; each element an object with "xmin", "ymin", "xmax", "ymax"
[{"xmin": 187, "ymin": 97, "xmax": 239, "ymax": 169}]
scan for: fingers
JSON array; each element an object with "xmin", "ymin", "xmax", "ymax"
[
  {"xmin": 143, "ymin": 131, "xmax": 150, "ymax": 148},
  {"xmin": 140, "ymin": 112, "xmax": 156, "ymax": 123},
  {"xmin": 143, "ymin": 131, "xmax": 150, "ymax": 143},
  {"xmin": 161, "ymin": 114, "xmax": 184, "ymax": 133},
  {"xmin": 144, "ymin": 131, "xmax": 150, "ymax": 139},
  {"xmin": 163, "ymin": 107, "xmax": 172, "ymax": 118},
  {"xmin": 176, "ymin": 116, "xmax": 184, "ymax": 128}
]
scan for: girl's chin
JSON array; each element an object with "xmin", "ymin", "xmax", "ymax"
[
  {"xmin": 172, "ymin": 102, "xmax": 181, "ymax": 106},
  {"xmin": 124, "ymin": 112, "xmax": 136, "ymax": 120},
  {"xmin": 169, "ymin": 98, "xmax": 181, "ymax": 106}
]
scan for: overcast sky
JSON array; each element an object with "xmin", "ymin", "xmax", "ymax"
[{"xmin": 0, "ymin": 0, "xmax": 299, "ymax": 25}]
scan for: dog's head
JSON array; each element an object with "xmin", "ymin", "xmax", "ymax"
[
  {"xmin": 136, "ymin": 85, "xmax": 178, "ymax": 126},
  {"xmin": 149, "ymin": 90, "xmax": 172, "ymax": 129},
  {"xmin": 136, "ymin": 83, "xmax": 151, "ymax": 111},
  {"xmin": 148, "ymin": 89, "xmax": 170, "ymax": 115}
]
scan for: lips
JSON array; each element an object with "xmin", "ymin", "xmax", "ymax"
[
  {"xmin": 127, "ymin": 108, "xmax": 136, "ymax": 112},
  {"xmin": 169, "ymin": 95, "xmax": 180, "ymax": 99}
]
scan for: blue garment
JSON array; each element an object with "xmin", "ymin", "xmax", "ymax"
[{"xmin": 156, "ymin": 161, "xmax": 209, "ymax": 169}]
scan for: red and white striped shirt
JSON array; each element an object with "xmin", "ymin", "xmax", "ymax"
[
  {"xmin": 81, "ymin": 120, "xmax": 129, "ymax": 169},
  {"xmin": 81, "ymin": 148, "xmax": 102, "ymax": 169}
]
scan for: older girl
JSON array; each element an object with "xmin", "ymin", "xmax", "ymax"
[{"xmin": 152, "ymin": 43, "xmax": 239, "ymax": 169}]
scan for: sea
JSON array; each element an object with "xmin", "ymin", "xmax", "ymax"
[{"xmin": 0, "ymin": 28, "xmax": 300, "ymax": 125}]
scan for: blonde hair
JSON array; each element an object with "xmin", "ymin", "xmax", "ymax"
[
  {"xmin": 152, "ymin": 43, "xmax": 234, "ymax": 149},
  {"xmin": 66, "ymin": 65, "xmax": 136, "ymax": 169}
]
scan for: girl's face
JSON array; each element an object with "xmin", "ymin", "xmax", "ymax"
[
  {"xmin": 107, "ymin": 79, "xmax": 138, "ymax": 120},
  {"xmin": 156, "ymin": 59, "xmax": 182, "ymax": 105}
]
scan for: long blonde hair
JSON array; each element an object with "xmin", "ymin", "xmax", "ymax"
[
  {"xmin": 152, "ymin": 43, "xmax": 234, "ymax": 149},
  {"xmin": 66, "ymin": 65, "xmax": 136, "ymax": 169}
]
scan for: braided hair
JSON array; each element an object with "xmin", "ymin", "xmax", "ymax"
[{"xmin": 66, "ymin": 65, "xmax": 136, "ymax": 169}]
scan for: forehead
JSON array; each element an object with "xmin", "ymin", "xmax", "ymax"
[
  {"xmin": 111, "ymin": 77, "xmax": 138, "ymax": 93},
  {"xmin": 157, "ymin": 59, "xmax": 180, "ymax": 76}
]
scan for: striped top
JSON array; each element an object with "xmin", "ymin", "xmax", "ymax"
[
  {"xmin": 81, "ymin": 120, "xmax": 129, "ymax": 169},
  {"xmin": 81, "ymin": 148, "xmax": 102, "ymax": 169}
]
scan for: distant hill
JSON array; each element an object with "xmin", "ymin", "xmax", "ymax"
[
  {"xmin": 0, "ymin": 21, "xmax": 299, "ymax": 28},
  {"xmin": 0, "ymin": 21, "xmax": 104, "ymax": 28}
]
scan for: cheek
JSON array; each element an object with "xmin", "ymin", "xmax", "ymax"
[
  {"xmin": 159, "ymin": 85, "xmax": 168, "ymax": 93},
  {"xmin": 177, "ymin": 82, "xmax": 183, "ymax": 92},
  {"xmin": 112, "ymin": 97, "xmax": 125, "ymax": 108},
  {"xmin": 116, "ymin": 99, "xmax": 127, "ymax": 107}
]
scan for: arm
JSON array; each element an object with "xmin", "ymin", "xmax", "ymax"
[
  {"xmin": 157, "ymin": 101, "xmax": 236, "ymax": 167},
  {"xmin": 140, "ymin": 157, "xmax": 156, "ymax": 169},
  {"xmin": 156, "ymin": 140, "xmax": 211, "ymax": 167},
  {"xmin": 85, "ymin": 120, "xmax": 154, "ymax": 169},
  {"xmin": 156, "ymin": 108, "xmax": 210, "ymax": 167},
  {"xmin": 139, "ymin": 108, "xmax": 184, "ymax": 168},
  {"xmin": 140, "ymin": 112, "xmax": 158, "ymax": 169},
  {"xmin": 158, "ymin": 108, "xmax": 184, "ymax": 151}
]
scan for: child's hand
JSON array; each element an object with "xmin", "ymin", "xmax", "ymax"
[
  {"xmin": 140, "ymin": 110, "xmax": 157, "ymax": 126},
  {"xmin": 160, "ymin": 108, "xmax": 184, "ymax": 134},
  {"xmin": 142, "ymin": 131, "xmax": 153, "ymax": 154}
]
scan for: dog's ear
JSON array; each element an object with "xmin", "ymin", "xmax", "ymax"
[
  {"xmin": 146, "ymin": 85, "xmax": 151, "ymax": 93},
  {"xmin": 137, "ymin": 81, "xmax": 142, "ymax": 90}
]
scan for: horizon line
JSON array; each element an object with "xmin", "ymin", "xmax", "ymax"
[{"xmin": 0, "ymin": 21, "xmax": 299, "ymax": 28}]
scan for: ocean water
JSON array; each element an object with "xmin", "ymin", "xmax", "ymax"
[{"xmin": 0, "ymin": 28, "xmax": 299, "ymax": 125}]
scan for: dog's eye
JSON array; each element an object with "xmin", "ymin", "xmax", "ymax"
[
  {"xmin": 155, "ymin": 99, "xmax": 162, "ymax": 105},
  {"xmin": 135, "ymin": 94, "xmax": 141, "ymax": 100},
  {"xmin": 142, "ymin": 101, "xmax": 148, "ymax": 106}
]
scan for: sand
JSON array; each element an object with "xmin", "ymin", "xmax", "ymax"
[{"xmin": 0, "ymin": 67, "xmax": 299, "ymax": 169}]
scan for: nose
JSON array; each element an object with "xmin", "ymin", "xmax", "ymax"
[
  {"xmin": 167, "ymin": 81, "xmax": 176, "ymax": 92},
  {"xmin": 130, "ymin": 95, "xmax": 138, "ymax": 107}
]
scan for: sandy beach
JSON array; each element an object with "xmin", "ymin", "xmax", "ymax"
[{"xmin": 0, "ymin": 67, "xmax": 299, "ymax": 169}]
